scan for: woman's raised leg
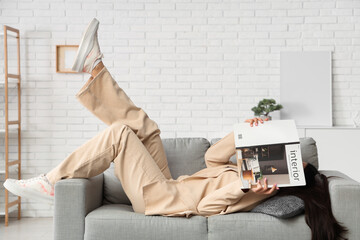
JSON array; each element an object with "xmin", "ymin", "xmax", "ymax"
[
  {"xmin": 75, "ymin": 63, "xmax": 172, "ymax": 180},
  {"xmin": 70, "ymin": 18, "xmax": 171, "ymax": 179}
]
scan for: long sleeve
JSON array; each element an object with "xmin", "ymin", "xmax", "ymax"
[
  {"xmin": 196, "ymin": 179, "xmax": 245, "ymax": 216},
  {"xmin": 196, "ymin": 179, "xmax": 277, "ymax": 217},
  {"xmin": 204, "ymin": 132, "xmax": 236, "ymax": 168}
]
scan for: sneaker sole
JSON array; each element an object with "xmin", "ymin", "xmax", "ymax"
[
  {"xmin": 72, "ymin": 18, "xmax": 100, "ymax": 72},
  {"xmin": 3, "ymin": 180, "xmax": 54, "ymax": 205}
]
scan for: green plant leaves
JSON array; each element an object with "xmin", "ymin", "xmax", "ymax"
[{"xmin": 251, "ymin": 99, "xmax": 283, "ymax": 116}]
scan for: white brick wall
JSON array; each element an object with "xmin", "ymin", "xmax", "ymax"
[{"xmin": 0, "ymin": 0, "xmax": 360, "ymax": 217}]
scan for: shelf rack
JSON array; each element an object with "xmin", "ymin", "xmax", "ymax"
[{"xmin": 0, "ymin": 25, "xmax": 22, "ymax": 226}]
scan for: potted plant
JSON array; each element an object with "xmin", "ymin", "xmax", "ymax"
[{"xmin": 251, "ymin": 99, "xmax": 283, "ymax": 120}]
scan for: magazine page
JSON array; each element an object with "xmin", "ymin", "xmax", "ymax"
[{"xmin": 233, "ymin": 120, "xmax": 306, "ymax": 189}]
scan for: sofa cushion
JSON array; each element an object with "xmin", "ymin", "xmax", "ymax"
[
  {"xmin": 210, "ymin": 137, "xmax": 319, "ymax": 168},
  {"xmin": 103, "ymin": 138, "xmax": 209, "ymax": 205},
  {"xmin": 85, "ymin": 204, "xmax": 208, "ymax": 240},
  {"xmin": 251, "ymin": 195, "xmax": 305, "ymax": 218},
  {"xmin": 162, "ymin": 138, "xmax": 209, "ymax": 179},
  {"xmin": 208, "ymin": 212, "xmax": 311, "ymax": 240},
  {"xmin": 299, "ymin": 137, "xmax": 319, "ymax": 169}
]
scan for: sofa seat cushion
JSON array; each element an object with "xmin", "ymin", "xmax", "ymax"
[
  {"xmin": 85, "ymin": 204, "xmax": 208, "ymax": 240},
  {"xmin": 207, "ymin": 212, "xmax": 311, "ymax": 240}
]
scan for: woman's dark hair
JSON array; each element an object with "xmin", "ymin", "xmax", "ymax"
[{"xmin": 277, "ymin": 163, "xmax": 348, "ymax": 240}]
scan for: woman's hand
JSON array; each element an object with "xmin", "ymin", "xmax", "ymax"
[
  {"xmin": 245, "ymin": 117, "xmax": 269, "ymax": 127},
  {"xmin": 250, "ymin": 178, "xmax": 278, "ymax": 195}
]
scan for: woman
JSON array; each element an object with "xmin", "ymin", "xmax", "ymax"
[{"xmin": 4, "ymin": 18, "xmax": 347, "ymax": 240}]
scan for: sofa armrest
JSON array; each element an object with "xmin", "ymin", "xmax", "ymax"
[
  {"xmin": 321, "ymin": 170, "xmax": 360, "ymax": 239},
  {"xmin": 54, "ymin": 174, "xmax": 104, "ymax": 240}
]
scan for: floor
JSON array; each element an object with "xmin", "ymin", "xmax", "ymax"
[{"xmin": 0, "ymin": 217, "xmax": 53, "ymax": 240}]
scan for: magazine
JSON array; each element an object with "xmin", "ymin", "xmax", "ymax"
[{"xmin": 233, "ymin": 120, "xmax": 306, "ymax": 189}]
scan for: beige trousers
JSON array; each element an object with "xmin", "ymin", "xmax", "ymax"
[{"xmin": 46, "ymin": 67, "xmax": 172, "ymax": 213}]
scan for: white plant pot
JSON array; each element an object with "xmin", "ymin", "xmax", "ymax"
[{"xmin": 259, "ymin": 115, "xmax": 272, "ymax": 121}]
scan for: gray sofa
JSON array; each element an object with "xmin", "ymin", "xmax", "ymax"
[{"xmin": 54, "ymin": 137, "xmax": 360, "ymax": 240}]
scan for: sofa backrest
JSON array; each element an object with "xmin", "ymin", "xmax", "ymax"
[
  {"xmin": 103, "ymin": 137, "xmax": 318, "ymax": 205},
  {"xmin": 162, "ymin": 138, "xmax": 209, "ymax": 179}
]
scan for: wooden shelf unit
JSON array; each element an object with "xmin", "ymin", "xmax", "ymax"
[{"xmin": 0, "ymin": 25, "xmax": 22, "ymax": 226}]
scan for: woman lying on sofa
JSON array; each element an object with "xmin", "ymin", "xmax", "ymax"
[{"xmin": 4, "ymin": 18, "xmax": 347, "ymax": 240}]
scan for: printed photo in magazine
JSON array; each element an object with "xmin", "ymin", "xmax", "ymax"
[{"xmin": 233, "ymin": 120, "xmax": 306, "ymax": 189}]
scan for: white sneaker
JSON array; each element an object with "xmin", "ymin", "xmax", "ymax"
[
  {"xmin": 72, "ymin": 18, "xmax": 103, "ymax": 74},
  {"xmin": 3, "ymin": 174, "xmax": 54, "ymax": 205}
]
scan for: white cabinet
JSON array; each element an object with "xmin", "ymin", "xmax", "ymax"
[{"xmin": 301, "ymin": 127, "xmax": 360, "ymax": 182}]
